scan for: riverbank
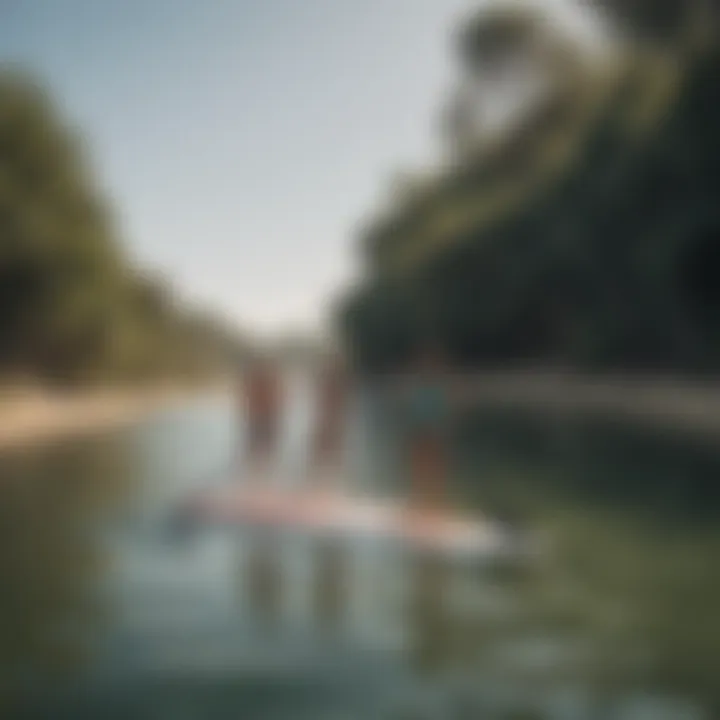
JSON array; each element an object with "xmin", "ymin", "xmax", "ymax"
[
  {"xmin": 7, "ymin": 370, "xmax": 720, "ymax": 453},
  {"xmin": 0, "ymin": 383, "xmax": 230, "ymax": 451},
  {"xmin": 454, "ymin": 371, "xmax": 720, "ymax": 438},
  {"xmin": 378, "ymin": 370, "xmax": 720, "ymax": 440}
]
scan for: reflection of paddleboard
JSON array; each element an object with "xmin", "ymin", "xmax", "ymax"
[{"xmin": 183, "ymin": 483, "xmax": 524, "ymax": 562}]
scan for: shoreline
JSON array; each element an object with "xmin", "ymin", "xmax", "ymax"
[
  {"xmin": 456, "ymin": 371, "xmax": 720, "ymax": 439},
  {"xmin": 5, "ymin": 370, "xmax": 720, "ymax": 452},
  {"xmin": 0, "ymin": 383, "xmax": 231, "ymax": 452}
]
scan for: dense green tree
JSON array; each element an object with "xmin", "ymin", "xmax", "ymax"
[
  {"xmin": 590, "ymin": 0, "xmax": 719, "ymax": 46},
  {"xmin": 440, "ymin": 4, "xmax": 584, "ymax": 160},
  {"xmin": 0, "ymin": 68, "xmax": 247, "ymax": 385},
  {"xmin": 339, "ymin": 1, "xmax": 720, "ymax": 376},
  {"xmin": 0, "ymin": 71, "xmax": 125, "ymax": 381}
]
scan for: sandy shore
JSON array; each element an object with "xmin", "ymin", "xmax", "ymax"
[
  {"xmin": 5, "ymin": 371, "xmax": 720, "ymax": 452},
  {"xmin": 0, "ymin": 384, "xmax": 228, "ymax": 451}
]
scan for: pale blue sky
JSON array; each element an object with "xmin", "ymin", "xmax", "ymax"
[{"xmin": 0, "ymin": 0, "xmax": 594, "ymax": 339}]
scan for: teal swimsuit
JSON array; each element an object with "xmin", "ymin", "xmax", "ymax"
[{"xmin": 405, "ymin": 381, "xmax": 448, "ymax": 436}]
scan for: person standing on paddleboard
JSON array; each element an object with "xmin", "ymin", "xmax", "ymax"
[
  {"xmin": 310, "ymin": 353, "xmax": 349, "ymax": 486},
  {"xmin": 242, "ymin": 354, "xmax": 283, "ymax": 476},
  {"xmin": 402, "ymin": 347, "xmax": 452, "ymax": 527}
]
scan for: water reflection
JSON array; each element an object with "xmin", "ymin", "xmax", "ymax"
[
  {"xmin": 406, "ymin": 557, "xmax": 452, "ymax": 679},
  {"xmin": 244, "ymin": 534, "xmax": 283, "ymax": 631},
  {"xmin": 0, "ymin": 432, "xmax": 134, "ymax": 712},
  {"xmin": 0, "ymin": 390, "xmax": 718, "ymax": 719},
  {"xmin": 454, "ymin": 409, "xmax": 720, "ymax": 718},
  {"xmin": 312, "ymin": 540, "xmax": 347, "ymax": 634}
]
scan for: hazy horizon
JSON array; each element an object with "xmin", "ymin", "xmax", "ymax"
[{"xmin": 0, "ymin": 0, "xmax": 598, "ymax": 342}]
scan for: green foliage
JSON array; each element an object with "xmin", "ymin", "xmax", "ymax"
[
  {"xmin": 456, "ymin": 4, "xmax": 546, "ymax": 73},
  {"xmin": 339, "ymin": 5, "xmax": 720, "ymax": 375},
  {"xmin": 441, "ymin": 4, "xmax": 585, "ymax": 160},
  {"xmin": 337, "ymin": 281, "xmax": 422, "ymax": 374},
  {"xmin": 0, "ymin": 68, "xmax": 246, "ymax": 386},
  {"xmin": 591, "ymin": 0, "xmax": 719, "ymax": 46}
]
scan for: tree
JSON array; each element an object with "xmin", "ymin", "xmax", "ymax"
[
  {"xmin": 0, "ymin": 68, "xmax": 247, "ymax": 385},
  {"xmin": 441, "ymin": 4, "xmax": 584, "ymax": 159},
  {"xmin": 590, "ymin": 0, "xmax": 719, "ymax": 47},
  {"xmin": 341, "ymin": 0, "xmax": 720, "ymax": 375},
  {"xmin": 0, "ymin": 69, "xmax": 127, "ymax": 382}
]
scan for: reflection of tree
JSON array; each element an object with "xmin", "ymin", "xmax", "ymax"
[
  {"xmin": 245, "ymin": 537, "xmax": 283, "ymax": 630},
  {"xmin": 0, "ymin": 434, "xmax": 134, "ymax": 710},
  {"xmin": 406, "ymin": 557, "xmax": 452, "ymax": 678},
  {"xmin": 312, "ymin": 541, "xmax": 346, "ymax": 633},
  {"xmin": 452, "ymin": 410, "xmax": 720, "ymax": 714},
  {"xmin": 340, "ymin": 0, "xmax": 720, "ymax": 376}
]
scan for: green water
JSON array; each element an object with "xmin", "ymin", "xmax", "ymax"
[
  {"xmin": 454, "ymin": 409, "xmax": 720, "ymax": 719},
  {"xmin": 0, "ymin": 391, "xmax": 717, "ymax": 719}
]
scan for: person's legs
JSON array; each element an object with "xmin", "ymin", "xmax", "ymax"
[
  {"xmin": 314, "ymin": 419, "xmax": 341, "ymax": 465},
  {"xmin": 309, "ymin": 370, "xmax": 347, "ymax": 494},
  {"xmin": 307, "ymin": 419, "xmax": 341, "ymax": 499},
  {"xmin": 404, "ymin": 432, "xmax": 447, "ymax": 532},
  {"xmin": 247, "ymin": 415, "xmax": 278, "ymax": 480},
  {"xmin": 412, "ymin": 436, "xmax": 445, "ymax": 506}
]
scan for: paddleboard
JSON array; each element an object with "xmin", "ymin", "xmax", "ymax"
[{"xmin": 181, "ymin": 484, "xmax": 523, "ymax": 562}]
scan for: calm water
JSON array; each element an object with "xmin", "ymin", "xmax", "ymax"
[{"xmin": 0, "ymin": 385, "xmax": 718, "ymax": 719}]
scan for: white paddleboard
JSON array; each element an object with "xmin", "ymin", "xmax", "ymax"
[{"xmin": 183, "ymin": 484, "xmax": 520, "ymax": 562}]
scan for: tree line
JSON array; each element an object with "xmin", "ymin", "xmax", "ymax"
[
  {"xmin": 0, "ymin": 69, "xmax": 249, "ymax": 387},
  {"xmin": 337, "ymin": 0, "xmax": 720, "ymax": 376}
]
